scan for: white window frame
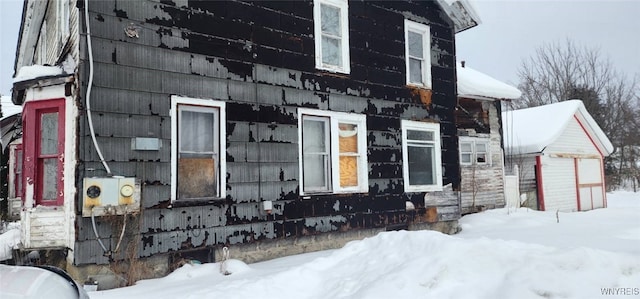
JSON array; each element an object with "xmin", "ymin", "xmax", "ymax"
[
  {"xmin": 298, "ymin": 108, "xmax": 367, "ymax": 195},
  {"xmin": 170, "ymin": 95, "xmax": 226, "ymax": 201},
  {"xmin": 459, "ymin": 137, "xmax": 491, "ymax": 166},
  {"xmin": 313, "ymin": 0, "xmax": 350, "ymax": 74},
  {"xmin": 401, "ymin": 120, "xmax": 442, "ymax": 192},
  {"xmin": 404, "ymin": 19, "xmax": 431, "ymax": 88}
]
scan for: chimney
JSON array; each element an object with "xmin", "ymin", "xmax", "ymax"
[{"xmin": 461, "ymin": 60, "xmax": 466, "ymax": 68}]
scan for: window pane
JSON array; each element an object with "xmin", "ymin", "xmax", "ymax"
[
  {"xmin": 180, "ymin": 110, "xmax": 215, "ymax": 153},
  {"xmin": 40, "ymin": 112, "xmax": 58, "ymax": 155},
  {"xmin": 476, "ymin": 143, "xmax": 487, "ymax": 152},
  {"xmin": 321, "ymin": 4, "xmax": 340, "ymax": 36},
  {"xmin": 407, "ymin": 129, "xmax": 433, "ymax": 141},
  {"xmin": 303, "ymin": 117, "xmax": 330, "ymax": 191},
  {"xmin": 338, "ymin": 123, "xmax": 358, "ymax": 153},
  {"xmin": 408, "ymin": 31, "xmax": 423, "ymax": 58},
  {"xmin": 460, "ymin": 142, "xmax": 472, "ymax": 152},
  {"xmin": 303, "ymin": 119, "xmax": 328, "ymax": 153},
  {"xmin": 322, "ymin": 36, "xmax": 342, "ymax": 66},
  {"xmin": 339, "ymin": 156, "xmax": 358, "ymax": 187},
  {"xmin": 477, "ymin": 153, "xmax": 487, "ymax": 163},
  {"xmin": 304, "ymin": 154, "xmax": 329, "ymax": 190},
  {"xmin": 42, "ymin": 158, "xmax": 58, "ymax": 201},
  {"xmin": 408, "ymin": 145, "xmax": 435, "ymax": 185},
  {"xmin": 461, "ymin": 153, "xmax": 472, "ymax": 164},
  {"xmin": 178, "ymin": 157, "xmax": 217, "ymax": 198},
  {"xmin": 409, "ymin": 58, "xmax": 423, "ymax": 84}
]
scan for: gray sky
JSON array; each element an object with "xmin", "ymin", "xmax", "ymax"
[{"xmin": 1, "ymin": 0, "xmax": 639, "ymax": 97}]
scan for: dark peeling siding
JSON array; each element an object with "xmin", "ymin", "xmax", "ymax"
[{"xmin": 74, "ymin": 0, "xmax": 461, "ymax": 265}]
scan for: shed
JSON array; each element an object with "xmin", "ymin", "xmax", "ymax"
[{"xmin": 503, "ymin": 100, "xmax": 614, "ymax": 212}]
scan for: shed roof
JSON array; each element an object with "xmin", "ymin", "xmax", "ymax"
[
  {"xmin": 457, "ymin": 63, "xmax": 522, "ymax": 100},
  {"xmin": 502, "ymin": 100, "xmax": 614, "ymax": 156}
]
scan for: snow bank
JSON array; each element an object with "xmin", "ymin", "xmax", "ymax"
[
  {"xmin": 90, "ymin": 192, "xmax": 640, "ymax": 299},
  {"xmin": 0, "ymin": 222, "xmax": 21, "ymax": 261}
]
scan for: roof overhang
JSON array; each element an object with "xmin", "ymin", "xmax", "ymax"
[
  {"xmin": 437, "ymin": 0, "xmax": 482, "ymax": 33},
  {"xmin": 12, "ymin": 74, "xmax": 74, "ymax": 106},
  {"xmin": 14, "ymin": 0, "xmax": 48, "ymax": 73}
]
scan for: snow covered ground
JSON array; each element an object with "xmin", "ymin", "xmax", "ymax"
[{"xmin": 88, "ymin": 191, "xmax": 639, "ymax": 299}]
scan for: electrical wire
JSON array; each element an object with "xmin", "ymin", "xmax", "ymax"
[{"xmin": 84, "ymin": 0, "xmax": 112, "ymax": 175}]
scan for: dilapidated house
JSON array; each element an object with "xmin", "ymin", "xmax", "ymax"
[
  {"xmin": 455, "ymin": 62, "xmax": 521, "ymax": 214},
  {"xmin": 9, "ymin": 0, "xmax": 480, "ymax": 286}
]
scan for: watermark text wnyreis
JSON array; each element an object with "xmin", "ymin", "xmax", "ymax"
[{"xmin": 600, "ymin": 287, "xmax": 639, "ymax": 296}]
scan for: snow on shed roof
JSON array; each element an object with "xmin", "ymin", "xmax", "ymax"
[
  {"xmin": 502, "ymin": 100, "xmax": 614, "ymax": 156},
  {"xmin": 457, "ymin": 62, "xmax": 522, "ymax": 100}
]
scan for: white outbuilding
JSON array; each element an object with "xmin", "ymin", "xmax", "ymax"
[{"xmin": 503, "ymin": 100, "xmax": 614, "ymax": 212}]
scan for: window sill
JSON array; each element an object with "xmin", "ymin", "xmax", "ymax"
[{"xmin": 169, "ymin": 197, "xmax": 227, "ymax": 208}]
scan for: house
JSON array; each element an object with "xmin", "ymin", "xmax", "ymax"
[
  {"xmin": 454, "ymin": 62, "xmax": 521, "ymax": 214},
  {"xmin": 503, "ymin": 100, "xmax": 614, "ymax": 212},
  {"xmin": 9, "ymin": 0, "xmax": 480, "ymax": 286}
]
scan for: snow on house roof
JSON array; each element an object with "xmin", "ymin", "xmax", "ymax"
[
  {"xmin": 13, "ymin": 65, "xmax": 65, "ymax": 84},
  {"xmin": 502, "ymin": 100, "xmax": 614, "ymax": 156},
  {"xmin": 457, "ymin": 62, "xmax": 522, "ymax": 100}
]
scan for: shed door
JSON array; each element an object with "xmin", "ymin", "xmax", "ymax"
[
  {"xmin": 541, "ymin": 157, "xmax": 577, "ymax": 212},
  {"xmin": 576, "ymin": 158, "xmax": 605, "ymax": 210}
]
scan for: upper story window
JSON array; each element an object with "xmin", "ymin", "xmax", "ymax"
[
  {"xmin": 314, "ymin": 0, "xmax": 350, "ymax": 74},
  {"xmin": 298, "ymin": 109, "xmax": 367, "ymax": 195},
  {"xmin": 171, "ymin": 96, "xmax": 226, "ymax": 201},
  {"xmin": 460, "ymin": 137, "xmax": 490, "ymax": 166},
  {"xmin": 404, "ymin": 20, "xmax": 431, "ymax": 88},
  {"xmin": 402, "ymin": 120, "xmax": 442, "ymax": 192}
]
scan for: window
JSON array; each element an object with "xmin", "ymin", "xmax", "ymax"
[
  {"xmin": 404, "ymin": 20, "xmax": 431, "ymax": 88},
  {"xmin": 459, "ymin": 137, "xmax": 490, "ymax": 166},
  {"xmin": 298, "ymin": 109, "xmax": 367, "ymax": 194},
  {"xmin": 402, "ymin": 120, "xmax": 442, "ymax": 192},
  {"xmin": 9, "ymin": 144, "xmax": 23, "ymax": 199},
  {"xmin": 171, "ymin": 96, "xmax": 226, "ymax": 201},
  {"xmin": 23, "ymin": 99, "xmax": 65, "ymax": 206},
  {"xmin": 314, "ymin": 0, "xmax": 350, "ymax": 73}
]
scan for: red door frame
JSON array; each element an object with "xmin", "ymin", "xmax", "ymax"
[{"xmin": 23, "ymin": 98, "xmax": 65, "ymax": 206}]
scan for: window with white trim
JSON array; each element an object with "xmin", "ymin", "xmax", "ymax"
[
  {"xmin": 404, "ymin": 20, "xmax": 431, "ymax": 88},
  {"xmin": 459, "ymin": 137, "xmax": 490, "ymax": 166},
  {"xmin": 298, "ymin": 109, "xmax": 367, "ymax": 194},
  {"xmin": 314, "ymin": 0, "xmax": 350, "ymax": 73},
  {"xmin": 171, "ymin": 96, "xmax": 226, "ymax": 201},
  {"xmin": 402, "ymin": 120, "xmax": 442, "ymax": 192}
]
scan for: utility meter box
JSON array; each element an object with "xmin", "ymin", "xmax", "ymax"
[{"xmin": 82, "ymin": 177, "xmax": 140, "ymax": 217}]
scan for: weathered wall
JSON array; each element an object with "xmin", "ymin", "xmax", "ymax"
[
  {"xmin": 74, "ymin": 0, "xmax": 460, "ymax": 265},
  {"xmin": 457, "ymin": 99, "xmax": 505, "ymax": 214}
]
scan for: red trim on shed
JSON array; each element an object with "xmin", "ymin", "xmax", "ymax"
[
  {"xmin": 573, "ymin": 115, "xmax": 607, "ymax": 209},
  {"xmin": 574, "ymin": 158, "xmax": 581, "ymax": 211},
  {"xmin": 535, "ymin": 155, "xmax": 545, "ymax": 211}
]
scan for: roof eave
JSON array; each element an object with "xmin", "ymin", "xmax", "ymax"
[{"xmin": 437, "ymin": 0, "xmax": 482, "ymax": 33}]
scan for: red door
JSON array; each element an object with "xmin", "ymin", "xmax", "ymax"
[{"xmin": 23, "ymin": 99, "xmax": 65, "ymax": 206}]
